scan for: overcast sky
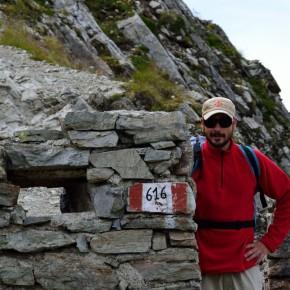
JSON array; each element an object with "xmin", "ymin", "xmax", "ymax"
[{"xmin": 183, "ymin": 0, "xmax": 290, "ymax": 111}]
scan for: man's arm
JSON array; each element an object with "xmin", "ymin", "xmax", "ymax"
[{"xmin": 254, "ymin": 149, "xmax": 290, "ymax": 252}]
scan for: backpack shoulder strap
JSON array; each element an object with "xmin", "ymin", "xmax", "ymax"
[
  {"xmin": 239, "ymin": 145, "xmax": 267, "ymax": 208},
  {"xmin": 239, "ymin": 145, "xmax": 260, "ymax": 178},
  {"xmin": 191, "ymin": 135, "xmax": 203, "ymax": 174}
]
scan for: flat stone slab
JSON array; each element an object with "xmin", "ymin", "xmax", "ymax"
[
  {"xmin": 90, "ymin": 230, "xmax": 152, "ymax": 254},
  {"xmin": 116, "ymin": 111, "xmax": 187, "ymax": 144},
  {"xmin": 5, "ymin": 144, "xmax": 90, "ymax": 169},
  {"xmin": 67, "ymin": 130, "xmax": 118, "ymax": 148},
  {"xmin": 34, "ymin": 253, "xmax": 118, "ymax": 290},
  {"xmin": 0, "ymin": 229, "xmax": 75, "ymax": 252},
  {"xmin": 64, "ymin": 111, "xmax": 118, "ymax": 131},
  {"xmin": 14, "ymin": 130, "xmax": 64, "ymax": 142},
  {"xmin": 90, "ymin": 149, "xmax": 153, "ymax": 179},
  {"xmin": 127, "ymin": 182, "xmax": 196, "ymax": 214},
  {"xmin": 132, "ymin": 261, "xmax": 200, "ymax": 283},
  {"xmin": 0, "ymin": 256, "xmax": 34, "ymax": 286},
  {"xmin": 51, "ymin": 211, "xmax": 112, "ymax": 233},
  {"xmin": 121, "ymin": 214, "xmax": 197, "ymax": 231}
]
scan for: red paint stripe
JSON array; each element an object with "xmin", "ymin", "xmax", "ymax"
[
  {"xmin": 128, "ymin": 183, "xmax": 143, "ymax": 211},
  {"xmin": 172, "ymin": 183, "xmax": 187, "ymax": 213}
]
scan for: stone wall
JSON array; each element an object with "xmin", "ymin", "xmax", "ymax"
[
  {"xmin": 0, "ymin": 110, "xmax": 288, "ymax": 290},
  {"xmin": 0, "ymin": 110, "xmax": 200, "ymax": 290}
]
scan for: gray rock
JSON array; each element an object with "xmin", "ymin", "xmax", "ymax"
[
  {"xmin": 169, "ymin": 231, "xmax": 197, "ymax": 248},
  {"xmin": 53, "ymin": 0, "xmax": 133, "ymax": 69},
  {"xmin": 173, "ymin": 140, "xmax": 193, "ymax": 176},
  {"xmin": 116, "ymin": 111, "xmax": 188, "ymax": 144},
  {"xmin": 0, "ymin": 183, "xmax": 20, "ymax": 206},
  {"xmin": 5, "ymin": 144, "xmax": 90, "ymax": 169},
  {"xmin": 64, "ymin": 111, "xmax": 118, "ymax": 131},
  {"xmin": 51, "ymin": 211, "xmax": 112, "ymax": 233},
  {"xmin": 178, "ymin": 102, "xmax": 200, "ymax": 124},
  {"xmin": 14, "ymin": 130, "xmax": 64, "ymax": 142},
  {"xmin": 90, "ymin": 230, "xmax": 152, "ymax": 254},
  {"xmin": 117, "ymin": 263, "xmax": 147, "ymax": 290},
  {"xmin": 0, "ymin": 229, "xmax": 75, "ymax": 252},
  {"xmin": 144, "ymin": 149, "xmax": 171, "ymax": 162},
  {"xmin": 75, "ymin": 234, "xmax": 90, "ymax": 253},
  {"xmin": 10, "ymin": 205, "xmax": 26, "ymax": 225},
  {"xmin": 152, "ymin": 160, "xmax": 173, "ymax": 175},
  {"xmin": 34, "ymin": 252, "xmax": 118, "ymax": 290},
  {"xmin": 0, "ymin": 210, "xmax": 10, "ymax": 228},
  {"xmin": 150, "ymin": 141, "xmax": 176, "ymax": 149},
  {"xmin": 88, "ymin": 184, "xmax": 126, "ymax": 218},
  {"xmin": 23, "ymin": 216, "xmax": 51, "ymax": 226},
  {"xmin": 121, "ymin": 214, "xmax": 197, "ymax": 231},
  {"xmin": 87, "ymin": 167, "xmax": 115, "ymax": 183},
  {"xmin": 132, "ymin": 261, "xmax": 201, "ymax": 282},
  {"xmin": 90, "ymin": 149, "xmax": 154, "ymax": 179},
  {"xmin": 68, "ymin": 130, "xmax": 119, "ymax": 148},
  {"xmin": 0, "ymin": 257, "xmax": 34, "ymax": 286},
  {"xmin": 117, "ymin": 14, "xmax": 185, "ymax": 85},
  {"xmin": 152, "ymin": 232, "xmax": 167, "ymax": 250},
  {"xmin": 146, "ymin": 248, "xmax": 199, "ymax": 263}
]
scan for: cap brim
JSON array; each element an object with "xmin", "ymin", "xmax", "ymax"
[{"xmin": 203, "ymin": 110, "xmax": 233, "ymax": 120}]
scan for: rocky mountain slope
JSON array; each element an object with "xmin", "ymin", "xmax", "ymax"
[{"xmin": 0, "ymin": 0, "xmax": 289, "ymax": 173}]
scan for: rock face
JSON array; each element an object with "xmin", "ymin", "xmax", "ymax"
[
  {"xmin": 0, "ymin": 0, "xmax": 289, "ymax": 173},
  {"xmin": 0, "ymin": 0, "xmax": 289, "ymax": 288}
]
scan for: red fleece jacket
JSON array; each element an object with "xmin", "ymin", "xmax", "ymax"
[{"xmin": 192, "ymin": 140, "xmax": 290, "ymax": 274}]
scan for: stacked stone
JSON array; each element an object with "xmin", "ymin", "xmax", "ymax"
[
  {"xmin": 0, "ymin": 110, "xmax": 200, "ymax": 290},
  {"xmin": 267, "ymin": 232, "xmax": 290, "ymax": 290}
]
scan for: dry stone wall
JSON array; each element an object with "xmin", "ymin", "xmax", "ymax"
[
  {"xmin": 0, "ymin": 109, "xmax": 288, "ymax": 290},
  {"xmin": 0, "ymin": 110, "xmax": 200, "ymax": 290}
]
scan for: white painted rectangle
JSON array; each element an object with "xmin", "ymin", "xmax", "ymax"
[{"xmin": 142, "ymin": 182, "xmax": 173, "ymax": 213}]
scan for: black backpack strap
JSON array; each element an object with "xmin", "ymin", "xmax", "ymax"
[{"xmin": 239, "ymin": 145, "xmax": 268, "ymax": 208}]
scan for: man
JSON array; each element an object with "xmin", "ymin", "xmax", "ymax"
[{"xmin": 192, "ymin": 97, "xmax": 290, "ymax": 290}]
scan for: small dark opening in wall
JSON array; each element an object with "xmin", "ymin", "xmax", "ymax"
[{"xmin": 10, "ymin": 169, "xmax": 93, "ymax": 215}]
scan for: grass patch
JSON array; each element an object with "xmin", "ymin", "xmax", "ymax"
[
  {"xmin": 84, "ymin": 0, "xmax": 134, "ymax": 21},
  {"xmin": 126, "ymin": 62, "xmax": 192, "ymax": 111},
  {"xmin": 0, "ymin": 23, "xmax": 73, "ymax": 67},
  {"xmin": 206, "ymin": 32, "xmax": 241, "ymax": 64},
  {"xmin": 249, "ymin": 78, "xmax": 276, "ymax": 112},
  {"xmin": 158, "ymin": 12, "xmax": 186, "ymax": 35},
  {"xmin": 84, "ymin": 0, "xmax": 133, "ymax": 49},
  {"xmin": 141, "ymin": 15, "xmax": 158, "ymax": 35},
  {"xmin": 1, "ymin": 0, "xmax": 54, "ymax": 22}
]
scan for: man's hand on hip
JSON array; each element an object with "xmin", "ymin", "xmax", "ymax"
[{"xmin": 245, "ymin": 241, "xmax": 270, "ymax": 264}]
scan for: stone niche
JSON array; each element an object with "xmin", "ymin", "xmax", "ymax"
[{"xmin": 0, "ymin": 110, "xmax": 201, "ymax": 290}]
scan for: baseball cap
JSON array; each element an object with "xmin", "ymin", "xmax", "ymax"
[{"xmin": 202, "ymin": 97, "xmax": 236, "ymax": 120}]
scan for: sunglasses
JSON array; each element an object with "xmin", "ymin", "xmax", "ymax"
[{"xmin": 203, "ymin": 115, "xmax": 233, "ymax": 128}]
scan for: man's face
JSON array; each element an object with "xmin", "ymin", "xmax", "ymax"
[{"xmin": 202, "ymin": 113, "xmax": 236, "ymax": 148}]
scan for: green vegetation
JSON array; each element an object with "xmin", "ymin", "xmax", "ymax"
[
  {"xmin": 84, "ymin": 0, "xmax": 134, "ymax": 21},
  {"xmin": 158, "ymin": 12, "xmax": 186, "ymax": 35},
  {"xmin": 129, "ymin": 45, "xmax": 151, "ymax": 71},
  {"xmin": 206, "ymin": 33, "xmax": 241, "ymax": 61},
  {"xmin": 1, "ymin": 0, "xmax": 54, "ymax": 22},
  {"xmin": 141, "ymin": 15, "xmax": 158, "ymax": 35},
  {"xmin": 249, "ymin": 78, "xmax": 276, "ymax": 112},
  {"xmin": 126, "ymin": 59, "xmax": 193, "ymax": 111},
  {"xmin": 84, "ymin": 0, "xmax": 133, "ymax": 48},
  {"xmin": 0, "ymin": 23, "xmax": 73, "ymax": 67}
]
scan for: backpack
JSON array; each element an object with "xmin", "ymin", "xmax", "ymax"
[{"xmin": 190, "ymin": 135, "xmax": 267, "ymax": 209}]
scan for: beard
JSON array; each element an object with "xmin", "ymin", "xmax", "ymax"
[{"xmin": 206, "ymin": 130, "xmax": 233, "ymax": 148}]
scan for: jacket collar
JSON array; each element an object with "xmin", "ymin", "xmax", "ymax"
[{"xmin": 203, "ymin": 138, "xmax": 234, "ymax": 156}]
